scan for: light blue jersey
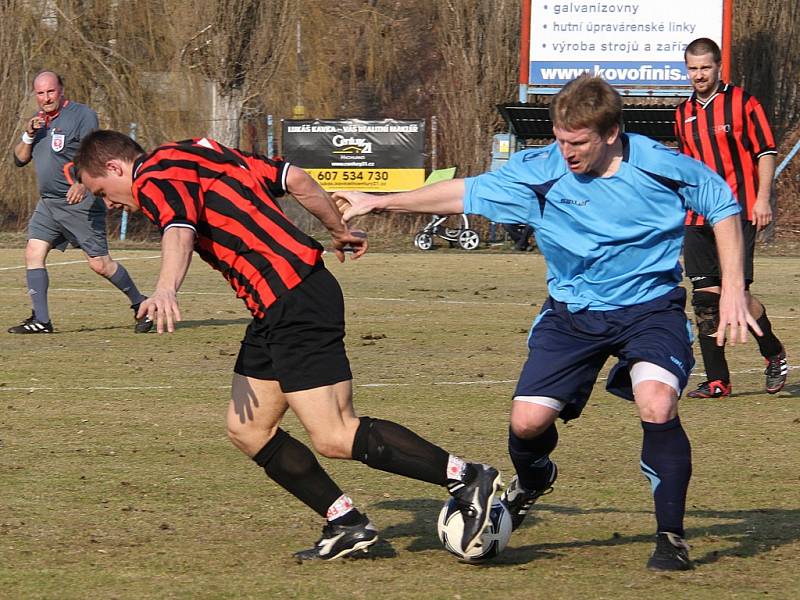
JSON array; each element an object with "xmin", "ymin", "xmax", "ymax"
[{"xmin": 464, "ymin": 133, "xmax": 740, "ymax": 312}]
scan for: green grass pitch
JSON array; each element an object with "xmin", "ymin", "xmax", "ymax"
[{"xmin": 1, "ymin": 246, "xmax": 798, "ymax": 599}]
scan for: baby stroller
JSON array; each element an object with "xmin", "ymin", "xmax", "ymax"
[{"xmin": 413, "ymin": 213, "xmax": 481, "ymax": 251}]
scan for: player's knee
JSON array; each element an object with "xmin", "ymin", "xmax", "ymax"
[
  {"xmin": 691, "ymin": 290, "xmax": 720, "ymax": 337},
  {"xmin": 24, "ymin": 244, "xmax": 47, "ymax": 267},
  {"xmin": 309, "ymin": 421, "xmax": 358, "ymax": 459},
  {"xmin": 225, "ymin": 417, "xmax": 250, "ymax": 452},
  {"xmin": 226, "ymin": 406, "xmax": 256, "ymax": 442},
  {"xmin": 509, "ymin": 417, "xmax": 553, "ymax": 440},
  {"xmin": 636, "ymin": 392, "xmax": 678, "ymax": 424},
  {"xmin": 225, "ymin": 416, "xmax": 279, "ymax": 456},
  {"xmin": 87, "ymin": 256, "xmax": 114, "ymax": 276},
  {"xmin": 638, "ymin": 406, "xmax": 677, "ymax": 424},
  {"xmin": 225, "ymin": 415, "xmax": 247, "ymax": 445},
  {"xmin": 309, "ymin": 435, "xmax": 350, "ymax": 459},
  {"xmin": 747, "ymin": 293, "xmax": 765, "ymax": 320},
  {"xmin": 509, "ymin": 401, "xmax": 558, "ymax": 439}
]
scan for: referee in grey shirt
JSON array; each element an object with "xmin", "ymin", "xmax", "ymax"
[{"xmin": 9, "ymin": 71, "xmax": 151, "ymax": 334}]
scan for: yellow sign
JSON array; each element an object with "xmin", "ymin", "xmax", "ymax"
[{"xmin": 307, "ymin": 168, "xmax": 425, "ymax": 192}]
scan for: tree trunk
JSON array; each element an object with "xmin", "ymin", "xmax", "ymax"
[{"xmin": 210, "ymin": 82, "xmax": 242, "ymax": 146}]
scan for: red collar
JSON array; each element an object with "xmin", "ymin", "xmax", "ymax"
[{"xmin": 43, "ymin": 99, "xmax": 69, "ymax": 125}]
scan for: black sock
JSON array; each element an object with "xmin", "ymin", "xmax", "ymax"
[
  {"xmin": 640, "ymin": 417, "xmax": 691, "ymax": 537},
  {"xmin": 750, "ymin": 310, "xmax": 783, "ymax": 358},
  {"xmin": 253, "ymin": 428, "xmax": 344, "ymax": 518},
  {"xmin": 351, "ymin": 417, "xmax": 450, "ymax": 486},
  {"xmin": 26, "ymin": 268, "xmax": 50, "ymax": 323},
  {"xmin": 697, "ymin": 334, "xmax": 730, "ymax": 382},
  {"xmin": 330, "ymin": 510, "xmax": 364, "ymax": 526},
  {"xmin": 508, "ymin": 424, "xmax": 558, "ymax": 491}
]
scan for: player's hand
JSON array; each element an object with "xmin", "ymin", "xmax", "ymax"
[
  {"xmin": 137, "ymin": 289, "xmax": 182, "ymax": 334},
  {"xmin": 28, "ymin": 114, "xmax": 45, "ymax": 135},
  {"xmin": 332, "ymin": 191, "xmax": 381, "ymax": 223},
  {"xmin": 331, "ymin": 229, "xmax": 368, "ymax": 262},
  {"xmin": 66, "ymin": 182, "xmax": 87, "ymax": 205},
  {"xmin": 751, "ymin": 197, "xmax": 772, "ymax": 231},
  {"xmin": 716, "ymin": 288, "xmax": 761, "ymax": 346}
]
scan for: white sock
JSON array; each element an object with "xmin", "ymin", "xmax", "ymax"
[
  {"xmin": 326, "ymin": 494, "xmax": 355, "ymax": 521},
  {"xmin": 446, "ymin": 455, "xmax": 468, "ymax": 481}
]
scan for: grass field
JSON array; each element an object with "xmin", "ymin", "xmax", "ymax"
[{"xmin": 1, "ymin": 245, "xmax": 798, "ymax": 600}]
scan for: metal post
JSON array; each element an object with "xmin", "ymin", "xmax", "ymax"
[
  {"xmin": 267, "ymin": 114, "xmax": 274, "ymax": 157},
  {"xmin": 120, "ymin": 122, "xmax": 137, "ymax": 240},
  {"xmin": 293, "ymin": 20, "xmax": 306, "ymax": 119},
  {"xmin": 431, "ymin": 115, "xmax": 438, "ymax": 171},
  {"xmin": 762, "ymin": 138, "xmax": 800, "ymax": 243},
  {"xmin": 775, "ymin": 138, "xmax": 800, "ymax": 180},
  {"xmin": 519, "ymin": 0, "xmax": 531, "ymax": 103}
]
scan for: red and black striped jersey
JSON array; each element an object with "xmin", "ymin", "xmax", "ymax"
[
  {"xmin": 132, "ymin": 137, "xmax": 324, "ymax": 318},
  {"xmin": 674, "ymin": 82, "xmax": 777, "ymax": 225}
]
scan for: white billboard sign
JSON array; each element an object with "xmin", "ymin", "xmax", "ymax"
[{"xmin": 529, "ymin": 0, "xmax": 724, "ymax": 86}]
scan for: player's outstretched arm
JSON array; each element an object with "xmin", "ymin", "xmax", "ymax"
[
  {"xmin": 333, "ymin": 179, "xmax": 467, "ymax": 223},
  {"xmin": 140, "ymin": 226, "xmax": 195, "ymax": 333},
  {"xmin": 712, "ymin": 214, "xmax": 761, "ymax": 346},
  {"xmin": 285, "ymin": 165, "xmax": 367, "ymax": 262}
]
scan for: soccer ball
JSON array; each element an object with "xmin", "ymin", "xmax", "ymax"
[{"xmin": 437, "ymin": 497, "xmax": 512, "ymax": 562}]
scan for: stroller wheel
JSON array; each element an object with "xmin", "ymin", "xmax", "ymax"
[
  {"xmin": 458, "ymin": 229, "xmax": 480, "ymax": 250},
  {"xmin": 414, "ymin": 232, "xmax": 434, "ymax": 251},
  {"xmin": 445, "ymin": 215, "xmax": 470, "ymax": 239}
]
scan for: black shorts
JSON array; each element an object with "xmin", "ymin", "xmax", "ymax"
[
  {"xmin": 233, "ymin": 267, "xmax": 352, "ymax": 393},
  {"xmin": 684, "ymin": 218, "xmax": 756, "ymax": 288}
]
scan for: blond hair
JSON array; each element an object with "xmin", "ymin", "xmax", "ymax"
[{"xmin": 549, "ymin": 74, "xmax": 623, "ymax": 136}]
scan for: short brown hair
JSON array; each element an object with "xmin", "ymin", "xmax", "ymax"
[
  {"xmin": 684, "ymin": 38, "xmax": 721, "ymax": 63},
  {"xmin": 75, "ymin": 130, "xmax": 145, "ymax": 178},
  {"xmin": 549, "ymin": 74, "xmax": 622, "ymax": 136}
]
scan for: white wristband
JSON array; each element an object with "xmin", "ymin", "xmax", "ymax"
[{"xmin": 21, "ymin": 131, "xmax": 34, "ymax": 145}]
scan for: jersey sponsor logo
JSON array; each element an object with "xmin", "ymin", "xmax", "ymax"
[
  {"xmin": 522, "ymin": 149, "xmax": 550, "ymax": 162},
  {"xmin": 51, "ymin": 132, "xmax": 65, "ymax": 152},
  {"xmin": 711, "ymin": 124, "xmax": 732, "ymax": 134},
  {"xmin": 558, "ymin": 198, "xmax": 589, "ymax": 206}
]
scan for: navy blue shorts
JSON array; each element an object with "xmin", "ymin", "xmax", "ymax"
[{"xmin": 514, "ymin": 287, "xmax": 695, "ymax": 421}]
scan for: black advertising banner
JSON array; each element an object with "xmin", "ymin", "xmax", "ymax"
[{"xmin": 282, "ymin": 119, "xmax": 426, "ymax": 192}]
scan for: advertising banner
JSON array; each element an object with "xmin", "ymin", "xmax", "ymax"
[
  {"xmin": 528, "ymin": 0, "xmax": 724, "ymax": 86},
  {"xmin": 282, "ymin": 119, "xmax": 426, "ymax": 192}
]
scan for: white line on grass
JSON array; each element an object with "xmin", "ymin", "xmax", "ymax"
[
  {"xmin": 1, "ymin": 286, "xmax": 797, "ymax": 317},
  {"xmin": 2, "ymin": 366, "xmax": 796, "ymax": 394},
  {"xmin": 0, "ymin": 285, "xmax": 534, "ymax": 306},
  {"xmin": 350, "ymin": 296, "xmax": 533, "ymax": 307},
  {"xmin": 0, "ymin": 255, "xmax": 161, "ymax": 271}
]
